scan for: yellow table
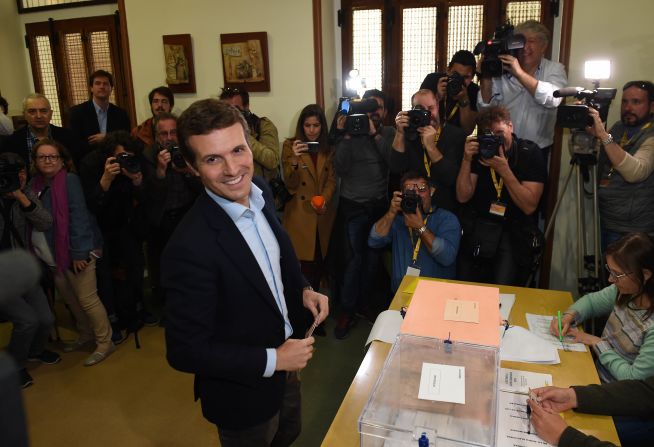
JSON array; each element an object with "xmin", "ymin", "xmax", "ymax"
[{"xmin": 322, "ymin": 276, "xmax": 620, "ymax": 446}]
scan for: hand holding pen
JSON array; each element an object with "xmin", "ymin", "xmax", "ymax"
[{"xmin": 549, "ymin": 312, "xmax": 574, "ymax": 339}]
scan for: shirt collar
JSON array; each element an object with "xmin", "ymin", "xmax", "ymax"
[
  {"xmin": 92, "ymin": 99, "xmax": 108, "ymax": 113},
  {"xmin": 27, "ymin": 125, "xmax": 51, "ymax": 140},
  {"xmin": 205, "ymin": 182, "xmax": 264, "ymax": 223}
]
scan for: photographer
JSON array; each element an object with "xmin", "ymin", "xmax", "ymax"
[
  {"xmin": 456, "ymin": 106, "xmax": 546, "ymax": 286},
  {"xmin": 142, "ymin": 112, "xmax": 201, "ymax": 307},
  {"xmin": 0, "ymin": 153, "xmax": 58, "ymax": 386},
  {"xmin": 368, "ymin": 171, "xmax": 460, "ymax": 294},
  {"xmin": 421, "ymin": 50, "xmax": 479, "ymax": 136},
  {"xmin": 80, "ymin": 131, "xmax": 150, "ymax": 339},
  {"xmin": 392, "ymin": 89, "xmax": 466, "ymax": 213},
  {"xmin": 332, "ymin": 89, "xmax": 394, "ymax": 339},
  {"xmin": 585, "ymin": 81, "xmax": 654, "ymax": 249},
  {"xmin": 478, "ymin": 20, "xmax": 567, "ymax": 160}
]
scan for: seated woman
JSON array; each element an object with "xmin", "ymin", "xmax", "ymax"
[
  {"xmin": 281, "ymin": 104, "xmax": 337, "ymax": 295},
  {"xmin": 30, "ymin": 139, "xmax": 114, "ymax": 366},
  {"xmin": 550, "ymin": 232, "xmax": 654, "ymax": 382}
]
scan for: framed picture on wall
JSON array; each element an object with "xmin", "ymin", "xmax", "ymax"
[
  {"xmin": 162, "ymin": 34, "xmax": 196, "ymax": 94},
  {"xmin": 220, "ymin": 32, "xmax": 270, "ymax": 92}
]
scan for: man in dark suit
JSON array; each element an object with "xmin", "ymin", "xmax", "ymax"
[
  {"xmin": 68, "ymin": 69, "xmax": 130, "ymax": 154},
  {"xmin": 1, "ymin": 93, "xmax": 82, "ymax": 169},
  {"xmin": 162, "ymin": 99, "xmax": 328, "ymax": 446}
]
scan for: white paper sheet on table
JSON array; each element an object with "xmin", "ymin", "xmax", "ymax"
[
  {"xmin": 499, "ymin": 325, "xmax": 560, "ymax": 364},
  {"xmin": 500, "ymin": 293, "xmax": 516, "ymax": 321},
  {"xmin": 496, "ymin": 390, "xmax": 554, "ymax": 446},
  {"xmin": 525, "ymin": 313, "xmax": 587, "ymax": 352},
  {"xmin": 365, "ymin": 310, "xmax": 404, "ymax": 346},
  {"xmin": 499, "ymin": 368, "xmax": 552, "ymax": 393},
  {"xmin": 418, "ymin": 363, "xmax": 466, "ymax": 404}
]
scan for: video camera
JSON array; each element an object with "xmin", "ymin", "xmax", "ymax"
[
  {"xmin": 113, "ymin": 152, "xmax": 141, "ymax": 174},
  {"xmin": 337, "ymin": 97, "xmax": 380, "ymax": 136},
  {"xmin": 554, "ymin": 87, "xmax": 617, "ymax": 128},
  {"xmin": 0, "ymin": 158, "xmax": 21, "ymax": 194},
  {"xmin": 400, "ymin": 189, "xmax": 420, "ymax": 214},
  {"xmin": 474, "ymin": 23, "xmax": 525, "ymax": 78}
]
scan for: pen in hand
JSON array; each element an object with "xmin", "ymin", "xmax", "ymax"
[{"xmin": 557, "ymin": 310, "xmax": 564, "ymax": 344}]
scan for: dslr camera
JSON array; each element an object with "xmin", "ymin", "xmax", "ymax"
[
  {"xmin": 404, "ymin": 105, "xmax": 431, "ymax": 141},
  {"xmin": 554, "ymin": 87, "xmax": 617, "ymax": 128},
  {"xmin": 338, "ymin": 97, "xmax": 380, "ymax": 136},
  {"xmin": 0, "ymin": 157, "xmax": 21, "ymax": 194},
  {"xmin": 165, "ymin": 143, "xmax": 187, "ymax": 169},
  {"xmin": 477, "ymin": 131, "xmax": 504, "ymax": 159},
  {"xmin": 114, "ymin": 152, "xmax": 141, "ymax": 174},
  {"xmin": 474, "ymin": 23, "xmax": 525, "ymax": 78},
  {"xmin": 400, "ymin": 189, "xmax": 420, "ymax": 214}
]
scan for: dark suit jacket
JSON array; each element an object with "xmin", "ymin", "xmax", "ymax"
[
  {"xmin": 162, "ymin": 177, "xmax": 309, "ymax": 430},
  {"xmin": 67, "ymin": 100, "xmax": 130, "ymax": 155},
  {"xmin": 0, "ymin": 124, "xmax": 84, "ymax": 169}
]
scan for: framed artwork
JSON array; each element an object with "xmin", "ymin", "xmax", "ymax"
[
  {"xmin": 162, "ymin": 34, "xmax": 196, "ymax": 94},
  {"xmin": 220, "ymin": 32, "xmax": 270, "ymax": 92}
]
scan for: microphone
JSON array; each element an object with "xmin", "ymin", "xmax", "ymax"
[{"xmin": 553, "ymin": 87, "xmax": 584, "ymax": 98}]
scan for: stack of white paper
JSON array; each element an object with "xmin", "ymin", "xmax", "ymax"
[
  {"xmin": 499, "ymin": 293, "xmax": 516, "ymax": 321},
  {"xmin": 499, "ymin": 325, "xmax": 560, "ymax": 364}
]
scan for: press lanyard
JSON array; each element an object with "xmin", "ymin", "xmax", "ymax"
[
  {"xmin": 490, "ymin": 168, "xmax": 504, "ymax": 200},
  {"xmin": 408, "ymin": 214, "xmax": 430, "ymax": 264},
  {"xmin": 447, "ymin": 104, "xmax": 459, "ymax": 121},
  {"xmin": 422, "ymin": 127, "xmax": 442, "ymax": 177}
]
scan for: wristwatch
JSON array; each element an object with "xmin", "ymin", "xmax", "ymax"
[
  {"xmin": 457, "ymin": 99, "xmax": 470, "ymax": 108},
  {"xmin": 417, "ymin": 225, "xmax": 428, "ymax": 235},
  {"xmin": 601, "ymin": 133, "xmax": 614, "ymax": 146}
]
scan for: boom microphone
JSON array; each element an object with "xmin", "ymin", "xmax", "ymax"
[{"xmin": 553, "ymin": 87, "xmax": 584, "ymax": 98}]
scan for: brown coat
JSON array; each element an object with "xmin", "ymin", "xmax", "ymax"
[{"xmin": 281, "ymin": 138, "xmax": 337, "ymax": 261}]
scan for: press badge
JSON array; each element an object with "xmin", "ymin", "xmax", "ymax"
[
  {"xmin": 489, "ymin": 201, "xmax": 507, "ymax": 217},
  {"xmin": 406, "ymin": 265, "xmax": 421, "ymax": 277}
]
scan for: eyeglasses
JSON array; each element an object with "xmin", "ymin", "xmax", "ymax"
[
  {"xmin": 157, "ymin": 129, "xmax": 177, "ymax": 138},
  {"xmin": 221, "ymin": 86, "xmax": 242, "ymax": 94},
  {"xmin": 404, "ymin": 183, "xmax": 429, "ymax": 193},
  {"xmin": 605, "ymin": 264, "xmax": 631, "ymax": 281},
  {"xmin": 36, "ymin": 154, "xmax": 61, "ymax": 162}
]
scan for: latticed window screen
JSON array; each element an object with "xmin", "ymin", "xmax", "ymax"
[
  {"xmin": 447, "ymin": 5, "xmax": 484, "ymax": 64},
  {"xmin": 352, "ymin": 9, "xmax": 383, "ymax": 94},
  {"xmin": 21, "ymin": 0, "xmax": 99, "ymax": 6},
  {"xmin": 506, "ymin": 1, "xmax": 542, "ymax": 24},
  {"xmin": 62, "ymin": 33, "xmax": 89, "ymax": 106},
  {"xmin": 89, "ymin": 31, "xmax": 116, "ymax": 104},
  {"xmin": 401, "ymin": 7, "xmax": 437, "ymax": 110},
  {"xmin": 33, "ymin": 35, "xmax": 63, "ymax": 126}
]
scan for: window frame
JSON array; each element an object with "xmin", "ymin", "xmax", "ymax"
[{"xmin": 17, "ymin": 0, "xmax": 116, "ymax": 15}]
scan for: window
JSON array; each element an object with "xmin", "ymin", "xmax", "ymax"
[
  {"xmin": 17, "ymin": 0, "xmax": 115, "ymax": 14},
  {"xmin": 25, "ymin": 15, "xmax": 127, "ymax": 127},
  {"xmin": 340, "ymin": 0, "xmax": 553, "ymax": 117}
]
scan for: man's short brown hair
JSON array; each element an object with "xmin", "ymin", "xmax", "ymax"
[
  {"xmin": 477, "ymin": 106, "xmax": 512, "ymax": 132},
  {"xmin": 176, "ymin": 99, "xmax": 249, "ymax": 166}
]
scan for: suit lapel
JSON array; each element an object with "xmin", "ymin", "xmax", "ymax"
[{"xmin": 200, "ymin": 193, "xmax": 284, "ymax": 321}]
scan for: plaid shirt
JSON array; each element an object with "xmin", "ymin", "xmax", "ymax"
[{"xmin": 25, "ymin": 125, "xmax": 52, "ymax": 165}]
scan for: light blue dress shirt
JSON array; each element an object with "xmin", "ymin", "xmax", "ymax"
[
  {"xmin": 93, "ymin": 99, "xmax": 108, "ymax": 134},
  {"xmin": 206, "ymin": 184, "xmax": 293, "ymax": 378}
]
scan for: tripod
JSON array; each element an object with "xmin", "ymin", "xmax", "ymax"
[{"xmin": 528, "ymin": 133, "xmax": 604, "ymax": 298}]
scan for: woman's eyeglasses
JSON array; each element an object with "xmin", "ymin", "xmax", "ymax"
[
  {"xmin": 605, "ymin": 264, "xmax": 630, "ymax": 281},
  {"xmin": 36, "ymin": 154, "xmax": 61, "ymax": 162}
]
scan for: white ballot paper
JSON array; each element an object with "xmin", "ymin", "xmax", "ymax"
[
  {"xmin": 499, "ymin": 294, "xmax": 516, "ymax": 321},
  {"xmin": 496, "ymin": 390, "xmax": 554, "ymax": 446},
  {"xmin": 418, "ymin": 363, "xmax": 465, "ymax": 404},
  {"xmin": 500, "ymin": 325, "xmax": 560, "ymax": 364},
  {"xmin": 499, "ymin": 368, "xmax": 552, "ymax": 393},
  {"xmin": 364, "ymin": 310, "xmax": 403, "ymax": 346},
  {"xmin": 526, "ymin": 313, "xmax": 587, "ymax": 352}
]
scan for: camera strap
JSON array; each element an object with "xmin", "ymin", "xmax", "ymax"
[{"xmin": 422, "ymin": 127, "xmax": 442, "ymax": 177}]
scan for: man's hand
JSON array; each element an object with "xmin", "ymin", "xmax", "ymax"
[
  {"xmin": 528, "ymin": 398, "xmax": 568, "ymax": 445},
  {"xmin": 585, "ymin": 107, "xmax": 608, "ymax": 139},
  {"xmin": 403, "ymin": 203, "xmax": 424, "ymax": 230},
  {"xmin": 532, "ymin": 386, "xmax": 578, "ymax": 413},
  {"xmin": 100, "ymin": 157, "xmax": 121, "ymax": 191},
  {"xmin": 156, "ymin": 150, "xmax": 172, "ymax": 179},
  {"xmin": 72, "ymin": 259, "xmax": 89, "ymax": 274},
  {"xmin": 436, "ymin": 75, "xmax": 448, "ymax": 101},
  {"xmin": 499, "ymin": 55, "xmax": 523, "ymax": 77},
  {"xmin": 336, "ymin": 114, "xmax": 346, "ymax": 130},
  {"xmin": 395, "ymin": 111, "xmax": 409, "ymax": 135},
  {"xmin": 549, "ymin": 313, "xmax": 574, "ymax": 338},
  {"xmin": 479, "ymin": 145, "xmax": 511, "ymax": 177},
  {"xmin": 275, "ymin": 337, "xmax": 315, "ymax": 371},
  {"xmin": 88, "ymin": 133, "xmax": 106, "ymax": 145},
  {"xmin": 389, "ymin": 191, "xmax": 402, "ymax": 215},
  {"xmin": 463, "ymin": 138, "xmax": 479, "ymax": 162},
  {"xmin": 302, "ymin": 288, "xmax": 329, "ymax": 326}
]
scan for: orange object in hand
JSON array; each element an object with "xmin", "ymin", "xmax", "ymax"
[{"xmin": 311, "ymin": 195, "xmax": 325, "ymax": 209}]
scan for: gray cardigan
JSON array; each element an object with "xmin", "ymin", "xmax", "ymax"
[{"xmin": 0, "ymin": 188, "xmax": 52, "ymax": 249}]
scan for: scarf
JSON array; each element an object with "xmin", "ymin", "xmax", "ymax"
[{"xmin": 31, "ymin": 169, "xmax": 70, "ymax": 273}]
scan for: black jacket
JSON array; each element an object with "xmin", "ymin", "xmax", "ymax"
[
  {"xmin": 1, "ymin": 124, "xmax": 83, "ymax": 169},
  {"xmin": 67, "ymin": 100, "xmax": 130, "ymax": 156}
]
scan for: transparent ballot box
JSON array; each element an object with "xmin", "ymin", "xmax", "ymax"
[{"xmin": 359, "ymin": 334, "xmax": 499, "ymax": 447}]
